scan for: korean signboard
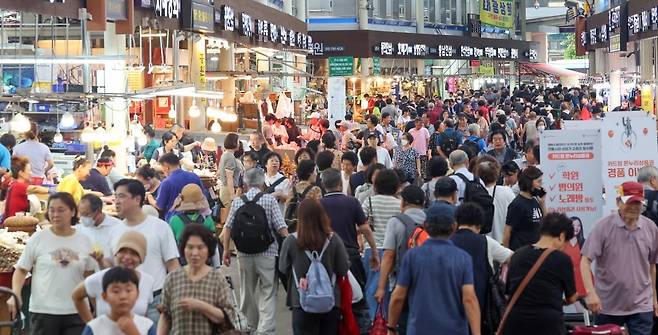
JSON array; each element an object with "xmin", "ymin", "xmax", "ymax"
[
  {"xmin": 372, "ymin": 57, "xmax": 381, "ymax": 75},
  {"xmin": 372, "ymin": 41, "xmax": 532, "ymax": 61},
  {"xmin": 328, "ymin": 56, "xmax": 354, "ymax": 77},
  {"xmin": 182, "ymin": 0, "xmax": 215, "ymax": 33},
  {"xmin": 608, "ymin": 3, "xmax": 628, "ymax": 52},
  {"xmin": 155, "ymin": 0, "xmax": 180, "ymax": 19},
  {"xmin": 541, "ymin": 129, "xmax": 603, "ymax": 237},
  {"xmin": 480, "ymin": 0, "xmax": 514, "ymax": 29},
  {"xmin": 601, "ymin": 112, "xmax": 657, "ymax": 212}
]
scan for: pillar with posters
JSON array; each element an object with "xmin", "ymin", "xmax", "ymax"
[
  {"xmin": 541, "ymin": 129, "xmax": 603, "ymax": 237},
  {"xmin": 601, "ymin": 112, "xmax": 658, "ymax": 213}
]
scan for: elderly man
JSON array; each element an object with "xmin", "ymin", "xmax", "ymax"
[
  {"xmin": 638, "ymin": 166, "xmax": 658, "ymax": 225},
  {"xmin": 222, "ymin": 168, "xmax": 289, "ymax": 335},
  {"xmin": 581, "ymin": 182, "xmax": 658, "ymax": 335},
  {"xmin": 465, "ymin": 124, "xmax": 486, "ymax": 154},
  {"xmin": 448, "ymin": 150, "xmax": 472, "ymax": 205}
]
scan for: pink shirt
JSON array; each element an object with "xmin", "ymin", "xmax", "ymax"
[
  {"xmin": 409, "ymin": 127, "xmax": 430, "ymax": 156},
  {"xmin": 581, "ymin": 212, "xmax": 658, "ymax": 315}
]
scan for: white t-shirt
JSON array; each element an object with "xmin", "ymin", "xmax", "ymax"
[
  {"xmin": 86, "ymin": 314, "xmax": 154, "ymax": 335},
  {"xmin": 449, "ymin": 167, "xmax": 475, "ymax": 205},
  {"xmin": 486, "ymin": 184, "xmax": 516, "ymax": 243},
  {"xmin": 78, "ymin": 214, "xmax": 122, "ymax": 252},
  {"xmin": 107, "ymin": 216, "xmax": 179, "ymax": 291},
  {"xmin": 486, "ymin": 236, "xmax": 513, "ymax": 267},
  {"xmin": 16, "ymin": 228, "xmax": 95, "ymax": 314},
  {"xmin": 84, "ymin": 268, "xmax": 154, "ymax": 317},
  {"xmin": 357, "ymin": 147, "xmax": 393, "ymax": 169},
  {"xmin": 341, "ymin": 171, "xmax": 351, "ymax": 195}
]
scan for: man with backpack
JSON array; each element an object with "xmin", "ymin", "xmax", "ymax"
[
  {"xmin": 387, "ymin": 197, "xmax": 481, "ymax": 335},
  {"xmin": 374, "ymin": 185, "xmax": 427, "ymax": 333},
  {"xmin": 431, "ymin": 119, "xmax": 462, "ymax": 159},
  {"xmin": 448, "ymin": 150, "xmax": 495, "ymax": 234},
  {"xmin": 222, "ymin": 168, "xmax": 289, "ymax": 335}
]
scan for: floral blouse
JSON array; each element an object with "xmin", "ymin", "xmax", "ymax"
[{"xmin": 394, "ymin": 146, "xmax": 419, "ymax": 181}]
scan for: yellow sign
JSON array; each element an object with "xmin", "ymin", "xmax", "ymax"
[
  {"xmin": 480, "ymin": 0, "xmax": 514, "ymax": 29},
  {"xmin": 479, "ymin": 65, "xmax": 495, "ymax": 75},
  {"xmin": 641, "ymin": 85, "xmax": 654, "ymax": 114}
]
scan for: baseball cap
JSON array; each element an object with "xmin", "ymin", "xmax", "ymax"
[
  {"xmin": 401, "ymin": 185, "xmax": 425, "ymax": 206},
  {"xmin": 115, "ymin": 231, "xmax": 147, "ymax": 262},
  {"xmin": 618, "ymin": 181, "xmax": 645, "ymax": 204}
]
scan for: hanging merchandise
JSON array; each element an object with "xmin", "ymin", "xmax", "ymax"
[
  {"xmin": 275, "ymin": 93, "xmax": 293, "ymax": 119},
  {"xmin": 266, "ymin": 99, "xmax": 274, "ymax": 116}
]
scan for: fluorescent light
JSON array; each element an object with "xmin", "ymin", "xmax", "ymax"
[
  {"xmin": 141, "ymin": 33, "xmax": 167, "ymax": 38},
  {"xmin": 131, "ymin": 85, "xmax": 223, "ymax": 99},
  {"xmin": 0, "ymin": 55, "xmax": 129, "ymax": 65},
  {"xmin": 207, "ymin": 76, "xmax": 229, "ymax": 81}
]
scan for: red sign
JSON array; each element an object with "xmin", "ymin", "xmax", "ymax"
[{"xmin": 470, "ymin": 60, "xmax": 480, "ymax": 67}]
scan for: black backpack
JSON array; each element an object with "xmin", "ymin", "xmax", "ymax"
[
  {"xmin": 439, "ymin": 133, "xmax": 459, "ymax": 156},
  {"xmin": 453, "ymin": 173, "xmax": 495, "ymax": 234},
  {"xmin": 179, "ymin": 213, "xmax": 205, "ymax": 226},
  {"xmin": 284, "ymin": 185, "xmax": 314, "ymax": 232},
  {"xmin": 231, "ymin": 192, "xmax": 274, "ymax": 254}
]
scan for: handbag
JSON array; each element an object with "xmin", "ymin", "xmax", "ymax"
[
  {"xmin": 347, "ymin": 270, "xmax": 363, "ymax": 303},
  {"xmin": 483, "ymin": 236, "xmax": 507, "ymax": 334},
  {"xmin": 495, "ymin": 248, "xmax": 554, "ymax": 335},
  {"xmin": 571, "ymin": 311, "xmax": 625, "ymax": 335},
  {"xmin": 369, "ymin": 304, "xmax": 387, "ymax": 335},
  {"xmin": 367, "ymin": 196, "xmax": 375, "ymax": 231}
]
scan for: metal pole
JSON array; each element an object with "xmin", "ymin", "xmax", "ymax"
[
  {"xmin": 80, "ymin": 8, "xmax": 92, "ymax": 94},
  {"xmin": 173, "ymin": 30, "xmax": 185, "ymax": 123}
]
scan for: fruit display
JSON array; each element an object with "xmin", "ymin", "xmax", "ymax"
[
  {"xmin": 0, "ymin": 229, "xmax": 29, "ymax": 272},
  {"xmin": 0, "ymin": 245, "xmax": 21, "ymax": 272}
]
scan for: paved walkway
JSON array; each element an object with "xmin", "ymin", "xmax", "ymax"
[{"xmin": 221, "ymin": 256, "xmax": 293, "ymax": 334}]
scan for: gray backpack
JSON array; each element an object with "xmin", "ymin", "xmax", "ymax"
[{"xmin": 292, "ymin": 234, "xmax": 335, "ymax": 313}]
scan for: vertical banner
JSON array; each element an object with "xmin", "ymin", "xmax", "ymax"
[
  {"xmin": 327, "ymin": 77, "xmax": 346, "ymax": 129},
  {"xmin": 541, "ymin": 129, "xmax": 603, "ymax": 237},
  {"xmin": 575, "ymin": 17, "xmax": 587, "ymax": 56},
  {"xmin": 601, "ymin": 112, "xmax": 658, "ymax": 212},
  {"xmin": 641, "ymin": 84, "xmax": 654, "ymax": 114},
  {"xmin": 480, "ymin": 0, "xmax": 515, "ymax": 29}
]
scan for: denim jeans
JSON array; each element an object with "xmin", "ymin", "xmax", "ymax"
[
  {"xmin": 596, "ymin": 312, "xmax": 653, "ymax": 335},
  {"xmin": 146, "ymin": 293, "xmax": 162, "ymax": 325},
  {"xmin": 362, "ymin": 248, "xmax": 387, "ymax": 321}
]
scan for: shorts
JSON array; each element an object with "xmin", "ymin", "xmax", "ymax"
[{"xmin": 219, "ymin": 185, "xmax": 233, "ymax": 207}]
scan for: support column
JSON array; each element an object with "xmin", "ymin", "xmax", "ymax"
[
  {"xmin": 283, "ymin": 0, "xmax": 293, "ymax": 15},
  {"xmin": 358, "ymin": 0, "xmax": 369, "ymax": 30},
  {"xmin": 103, "ymin": 22, "xmax": 128, "ymax": 173},
  {"xmin": 189, "ymin": 37, "xmax": 207, "ymax": 131},
  {"xmin": 219, "ymin": 46, "xmax": 236, "ymax": 129}
]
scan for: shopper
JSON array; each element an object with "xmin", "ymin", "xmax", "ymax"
[
  {"xmin": 637, "ymin": 166, "xmax": 658, "ymax": 225},
  {"xmin": 57, "ymin": 156, "xmax": 92, "ymax": 204},
  {"xmin": 364, "ymin": 132, "xmax": 392, "ymax": 169},
  {"xmin": 136, "ymin": 165, "xmax": 162, "ymax": 209},
  {"xmin": 263, "ymin": 152, "xmax": 292, "ymax": 213},
  {"xmin": 288, "ymin": 160, "xmax": 323, "ymax": 205},
  {"xmin": 140, "ymin": 125, "xmax": 159, "ymax": 163},
  {"xmin": 12, "ymin": 122, "xmax": 53, "ymax": 183},
  {"xmin": 77, "ymin": 194, "xmax": 122, "ymax": 254},
  {"xmin": 581, "ymin": 182, "xmax": 658, "ymax": 334},
  {"xmin": 109, "ymin": 179, "xmax": 180, "ymax": 323},
  {"xmin": 374, "ymin": 185, "xmax": 427, "ymax": 332},
  {"xmin": 451, "ymin": 202, "xmax": 513, "ymax": 334},
  {"xmin": 421, "ymin": 157, "xmax": 450, "ymax": 204},
  {"xmin": 167, "ymin": 184, "xmax": 216, "ymax": 243},
  {"xmin": 99, "ymin": 148, "xmax": 127, "ymax": 189},
  {"xmin": 503, "ymin": 166, "xmax": 545, "ymax": 250},
  {"xmin": 393, "ymin": 133, "xmax": 421, "ymax": 185},
  {"xmin": 448, "ymin": 150, "xmax": 472, "ymax": 205},
  {"xmin": 387, "ymin": 200, "xmax": 481, "ymax": 335},
  {"xmin": 349, "ymin": 146, "xmax": 377, "ymax": 195},
  {"xmin": 218, "ymin": 133, "xmax": 242, "ymax": 220},
  {"xmin": 476, "ymin": 157, "xmax": 516, "ymax": 243},
  {"xmin": 501, "ymin": 213, "xmax": 577, "ymax": 335},
  {"xmin": 279, "ymin": 199, "xmax": 350, "ymax": 335},
  {"xmin": 321, "ymin": 132, "xmax": 343, "ymax": 169},
  {"xmin": 355, "ymin": 163, "xmax": 385, "ymax": 204},
  {"xmin": 73, "ymin": 231, "xmax": 154, "ymax": 322},
  {"xmin": 340, "ymin": 151, "xmax": 358, "ymax": 195},
  {"xmin": 1, "ymin": 156, "xmax": 49, "ymax": 224},
  {"xmin": 160, "ymin": 224, "xmax": 239, "ymax": 334},
  {"xmin": 9, "ymin": 192, "xmax": 95, "ymax": 335},
  {"xmin": 408, "ymin": 118, "xmax": 430, "ymax": 180},
  {"xmin": 149, "ymin": 131, "xmax": 182, "ymax": 168},
  {"xmin": 222, "ymin": 168, "xmax": 289, "ymax": 335},
  {"xmin": 486, "ymin": 130, "xmax": 518, "ymax": 166},
  {"xmin": 426, "ymin": 176, "xmax": 458, "ymax": 222},
  {"xmin": 155, "ymin": 153, "xmax": 203, "ymax": 221},
  {"xmin": 248, "ymin": 131, "xmax": 271, "ymax": 168},
  {"xmin": 80, "ymin": 157, "xmax": 114, "ymax": 196}
]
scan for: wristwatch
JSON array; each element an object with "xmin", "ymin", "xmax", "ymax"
[{"xmin": 386, "ymin": 324, "xmax": 398, "ymax": 332}]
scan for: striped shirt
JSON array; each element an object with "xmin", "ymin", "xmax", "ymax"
[{"xmin": 362, "ymin": 195, "xmax": 401, "ymax": 248}]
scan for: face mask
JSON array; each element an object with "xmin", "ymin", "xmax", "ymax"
[
  {"xmin": 401, "ymin": 139, "xmax": 409, "ymax": 146},
  {"xmin": 538, "ymin": 125, "xmax": 546, "ymax": 132},
  {"xmin": 80, "ymin": 216, "xmax": 95, "ymax": 227}
]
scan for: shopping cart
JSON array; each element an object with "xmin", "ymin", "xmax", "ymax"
[{"xmin": 0, "ymin": 286, "xmax": 22, "ymax": 335}]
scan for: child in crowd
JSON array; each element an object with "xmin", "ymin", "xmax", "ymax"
[{"xmin": 81, "ymin": 267, "xmax": 156, "ymax": 335}]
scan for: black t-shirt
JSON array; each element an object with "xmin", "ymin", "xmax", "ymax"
[
  {"xmin": 250, "ymin": 146, "xmax": 271, "ymax": 168},
  {"xmin": 80, "ymin": 168, "xmax": 112, "ymax": 196},
  {"xmin": 320, "ymin": 192, "xmax": 367, "ymax": 250},
  {"xmin": 450, "ymin": 229, "xmax": 489, "ymax": 312},
  {"xmin": 504, "ymin": 246, "xmax": 576, "ymax": 335},
  {"xmin": 506, "ymin": 195, "xmax": 543, "ymax": 251},
  {"xmin": 349, "ymin": 171, "xmax": 366, "ymax": 196}
]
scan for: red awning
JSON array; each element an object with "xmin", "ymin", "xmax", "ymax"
[{"xmin": 520, "ymin": 63, "xmax": 586, "ymax": 79}]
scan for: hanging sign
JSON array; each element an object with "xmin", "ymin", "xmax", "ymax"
[
  {"xmin": 327, "ymin": 77, "xmax": 347, "ymax": 129},
  {"xmin": 182, "ymin": 0, "xmax": 214, "ymax": 33},
  {"xmin": 480, "ymin": 0, "xmax": 515, "ymax": 29},
  {"xmin": 641, "ymin": 85, "xmax": 654, "ymax": 114},
  {"xmin": 106, "ymin": 0, "xmax": 128, "ymax": 21},
  {"xmin": 601, "ymin": 112, "xmax": 658, "ymax": 212},
  {"xmin": 372, "ymin": 57, "xmax": 381, "ymax": 75},
  {"xmin": 155, "ymin": 0, "xmax": 180, "ymax": 19},
  {"xmin": 541, "ymin": 129, "xmax": 603, "ymax": 237},
  {"xmin": 328, "ymin": 56, "xmax": 354, "ymax": 77}
]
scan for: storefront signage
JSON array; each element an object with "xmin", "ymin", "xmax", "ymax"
[
  {"xmin": 374, "ymin": 41, "xmax": 525, "ymax": 60},
  {"xmin": 215, "ymin": 5, "xmax": 311, "ymax": 52},
  {"xmin": 310, "ymin": 43, "xmax": 346, "ymax": 56},
  {"xmin": 480, "ymin": 0, "xmax": 514, "ymax": 29},
  {"xmin": 155, "ymin": 0, "xmax": 180, "ymax": 19},
  {"xmin": 608, "ymin": 3, "xmax": 627, "ymax": 52},
  {"xmin": 106, "ymin": 0, "xmax": 128, "ymax": 21},
  {"xmin": 181, "ymin": 0, "xmax": 214, "ymax": 33},
  {"xmin": 136, "ymin": 0, "xmax": 153, "ymax": 8},
  {"xmin": 576, "ymin": 16, "xmax": 587, "ymax": 56},
  {"xmin": 328, "ymin": 56, "xmax": 354, "ymax": 77}
]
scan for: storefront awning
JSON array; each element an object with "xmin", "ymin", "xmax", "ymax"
[{"xmin": 520, "ymin": 63, "xmax": 586, "ymax": 79}]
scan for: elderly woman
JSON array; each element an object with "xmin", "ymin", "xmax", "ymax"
[
  {"xmin": 393, "ymin": 133, "xmax": 421, "ymax": 185},
  {"xmin": 158, "ymin": 224, "xmax": 240, "ymax": 334},
  {"xmin": 264, "ymin": 151, "xmax": 292, "ymax": 212},
  {"xmin": 72, "ymin": 231, "xmax": 155, "ymax": 322},
  {"xmin": 218, "ymin": 133, "xmax": 242, "ymax": 222},
  {"xmin": 9, "ymin": 192, "xmax": 95, "ymax": 335},
  {"xmin": 1, "ymin": 156, "xmax": 50, "ymax": 224},
  {"xmin": 56, "ymin": 156, "xmax": 92, "ymax": 204}
]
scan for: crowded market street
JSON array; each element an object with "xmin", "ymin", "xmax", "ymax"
[{"xmin": 1, "ymin": 0, "xmax": 658, "ymax": 335}]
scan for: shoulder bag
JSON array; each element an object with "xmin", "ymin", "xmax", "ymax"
[{"xmin": 496, "ymin": 248, "xmax": 554, "ymax": 335}]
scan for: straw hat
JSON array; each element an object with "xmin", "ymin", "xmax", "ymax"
[
  {"xmin": 172, "ymin": 184, "xmax": 210, "ymax": 212},
  {"xmin": 201, "ymin": 137, "xmax": 217, "ymax": 152},
  {"xmin": 115, "ymin": 231, "xmax": 147, "ymax": 262}
]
